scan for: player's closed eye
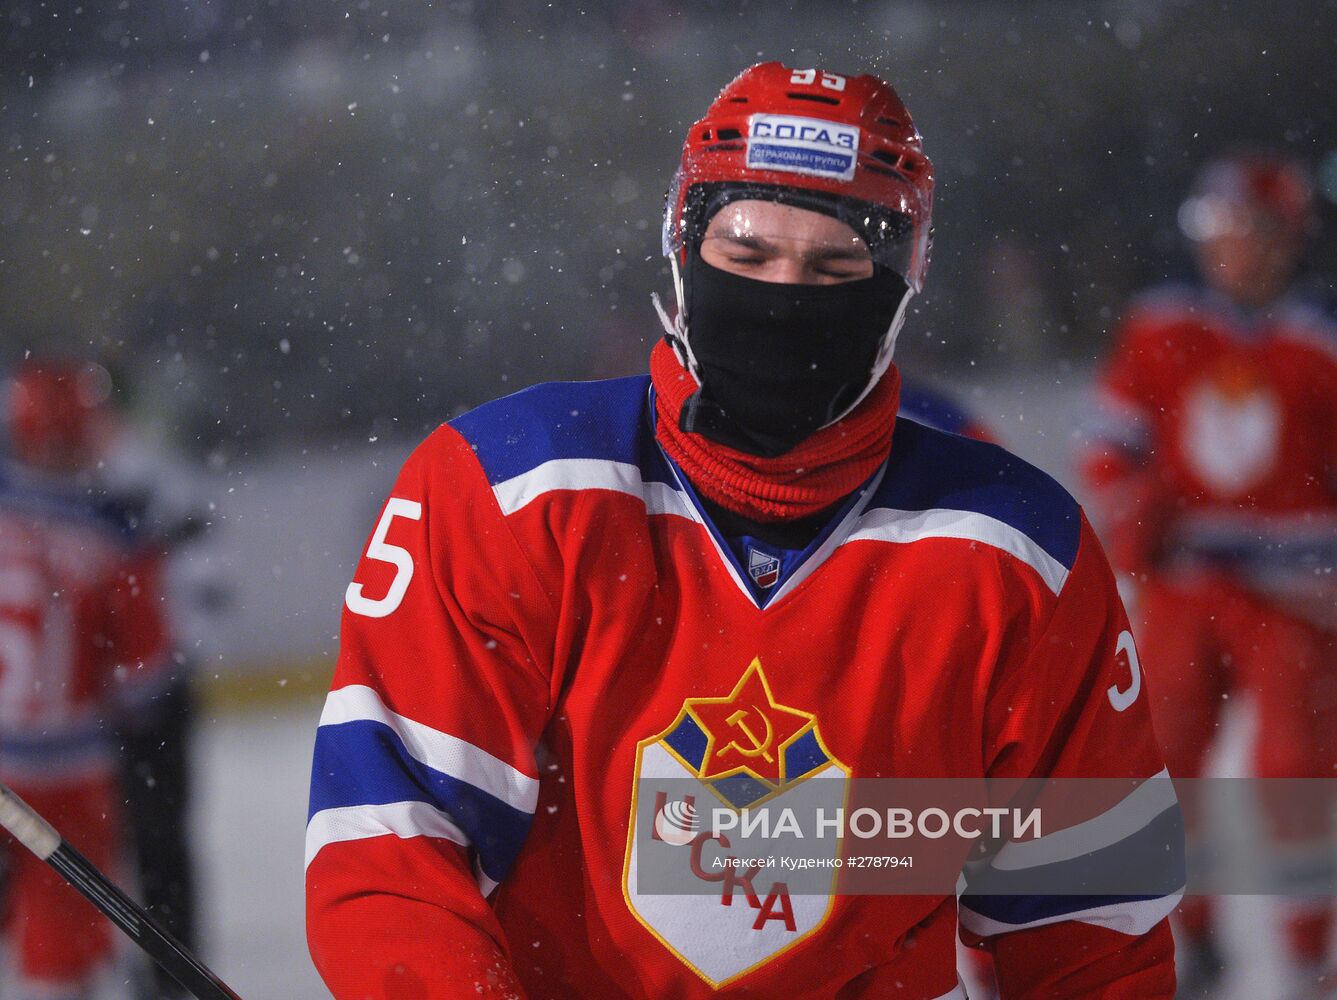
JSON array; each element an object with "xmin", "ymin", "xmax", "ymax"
[{"xmin": 814, "ymin": 263, "xmax": 866, "ymax": 278}]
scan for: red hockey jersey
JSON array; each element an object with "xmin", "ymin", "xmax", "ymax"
[
  {"xmin": 0, "ymin": 464, "xmax": 170, "ymax": 785},
  {"xmin": 307, "ymin": 376, "xmax": 1181, "ymax": 999},
  {"xmin": 1083, "ymin": 281, "xmax": 1337, "ymax": 582}
]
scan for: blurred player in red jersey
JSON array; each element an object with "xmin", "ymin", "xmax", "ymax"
[
  {"xmin": 1082, "ymin": 154, "xmax": 1337, "ymax": 998},
  {"xmin": 95, "ymin": 379, "xmax": 214, "ymax": 1000},
  {"xmin": 0, "ymin": 359, "xmax": 172, "ymax": 998}
]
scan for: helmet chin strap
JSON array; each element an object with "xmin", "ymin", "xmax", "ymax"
[
  {"xmin": 652, "ymin": 252, "xmax": 914, "ymax": 430},
  {"xmin": 650, "ymin": 251, "xmax": 703, "ymax": 386},
  {"xmin": 821, "ymin": 286, "xmax": 912, "ymax": 427}
]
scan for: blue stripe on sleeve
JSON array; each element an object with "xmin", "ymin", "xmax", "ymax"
[
  {"xmin": 309, "ymin": 718, "xmax": 533, "ymax": 883},
  {"xmin": 875, "ymin": 419, "xmax": 1082, "ymax": 571},
  {"xmin": 961, "ymin": 889, "xmax": 1167, "ymax": 926},
  {"xmin": 960, "ymin": 804, "xmax": 1185, "ymax": 926},
  {"xmin": 449, "ymin": 375, "xmax": 672, "ymax": 487},
  {"xmin": 0, "ymin": 462, "xmax": 138, "ymax": 544}
]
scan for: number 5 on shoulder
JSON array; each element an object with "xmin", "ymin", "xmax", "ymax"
[{"xmin": 345, "ymin": 498, "xmax": 422, "ymax": 618}]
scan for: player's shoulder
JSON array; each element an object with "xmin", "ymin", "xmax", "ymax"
[
  {"xmin": 874, "ymin": 418, "xmax": 1083, "ymax": 592},
  {"xmin": 0, "ymin": 460, "xmax": 135, "ymax": 545},
  {"xmin": 896, "ymin": 379, "xmax": 977, "ymax": 437},
  {"xmin": 1273, "ymin": 279, "xmax": 1337, "ymax": 361},
  {"xmin": 1122, "ymin": 279, "xmax": 1218, "ymax": 328},
  {"xmin": 420, "ymin": 374, "xmax": 653, "ymax": 488}
]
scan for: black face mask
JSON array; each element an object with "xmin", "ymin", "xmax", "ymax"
[{"xmin": 676, "ymin": 251, "xmax": 909, "ymax": 457}]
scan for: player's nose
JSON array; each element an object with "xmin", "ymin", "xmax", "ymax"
[{"xmin": 769, "ymin": 256, "xmax": 815, "ymax": 285}]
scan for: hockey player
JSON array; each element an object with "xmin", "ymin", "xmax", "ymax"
[
  {"xmin": 1082, "ymin": 154, "xmax": 1337, "ymax": 996},
  {"xmin": 0, "ymin": 358, "xmax": 172, "ymax": 998},
  {"xmin": 97, "ymin": 406, "xmax": 212, "ymax": 1000},
  {"xmin": 307, "ymin": 63, "xmax": 1183, "ymax": 998}
]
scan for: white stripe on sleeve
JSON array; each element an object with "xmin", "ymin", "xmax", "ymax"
[
  {"xmin": 989, "ymin": 769, "xmax": 1177, "ymax": 872},
  {"xmin": 958, "ymin": 888, "xmax": 1184, "ymax": 938},
  {"xmin": 319, "ymin": 684, "xmax": 540, "ymax": 814},
  {"xmin": 846, "ymin": 506, "xmax": 1070, "ymax": 595}
]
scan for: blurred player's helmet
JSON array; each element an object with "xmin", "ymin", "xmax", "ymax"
[
  {"xmin": 1178, "ymin": 153, "xmax": 1316, "ymax": 243},
  {"xmin": 663, "ymin": 61, "xmax": 934, "ymax": 293},
  {"xmin": 5, "ymin": 358, "xmax": 111, "ymax": 472}
]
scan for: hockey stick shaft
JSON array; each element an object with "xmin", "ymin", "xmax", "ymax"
[{"xmin": 0, "ymin": 782, "xmax": 242, "ymax": 1000}]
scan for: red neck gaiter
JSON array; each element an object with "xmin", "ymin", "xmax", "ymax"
[{"xmin": 650, "ymin": 339, "xmax": 899, "ymax": 523}]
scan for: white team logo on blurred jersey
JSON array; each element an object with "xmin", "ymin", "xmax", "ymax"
[{"xmin": 1180, "ymin": 378, "xmax": 1281, "ymax": 497}]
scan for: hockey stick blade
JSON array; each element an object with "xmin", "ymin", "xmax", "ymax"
[{"xmin": 0, "ymin": 781, "xmax": 243, "ymax": 1000}]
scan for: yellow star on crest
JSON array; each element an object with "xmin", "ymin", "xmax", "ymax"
[{"xmin": 685, "ymin": 657, "xmax": 815, "ymax": 788}]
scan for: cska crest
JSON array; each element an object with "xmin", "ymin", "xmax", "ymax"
[
  {"xmin": 623, "ymin": 657, "xmax": 849, "ymax": 988},
  {"xmin": 747, "ymin": 547, "xmax": 782, "ymax": 590}
]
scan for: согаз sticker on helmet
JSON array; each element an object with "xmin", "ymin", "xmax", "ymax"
[{"xmin": 746, "ymin": 114, "xmax": 860, "ymax": 182}]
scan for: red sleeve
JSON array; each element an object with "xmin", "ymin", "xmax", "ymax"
[
  {"xmin": 962, "ymin": 515, "xmax": 1181, "ymax": 999},
  {"xmin": 101, "ymin": 547, "xmax": 173, "ymax": 712},
  {"xmin": 306, "ymin": 425, "xmax": 558, "ymax": 1000},
  {"xmin": 1080, "ymin": 313, "xmax": 1178, "ymax": 577},
  {"xmin": 1316, "ymin": 341, "xmax": 1337, "ymax": 488},
  {"xmin": 988, "ymin": 920, "xmax": 1176, "ymax": 999}
]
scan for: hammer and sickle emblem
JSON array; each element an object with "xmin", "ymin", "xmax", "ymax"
[{"xmin": 721, "ymin": 706, "xmax": 775, "ymax": 762}]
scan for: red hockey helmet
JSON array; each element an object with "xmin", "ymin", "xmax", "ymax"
[
  {"xmin": 1178, "ymin": 153, "xmax": 1316, "ymax": 243},
  {"xmin": 5, "ymin": 358, "xmax": 110, "ymax": 471},
  {"xmin": 663, "ymin": 62, "xmax": 934, "ymax": 292}
]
